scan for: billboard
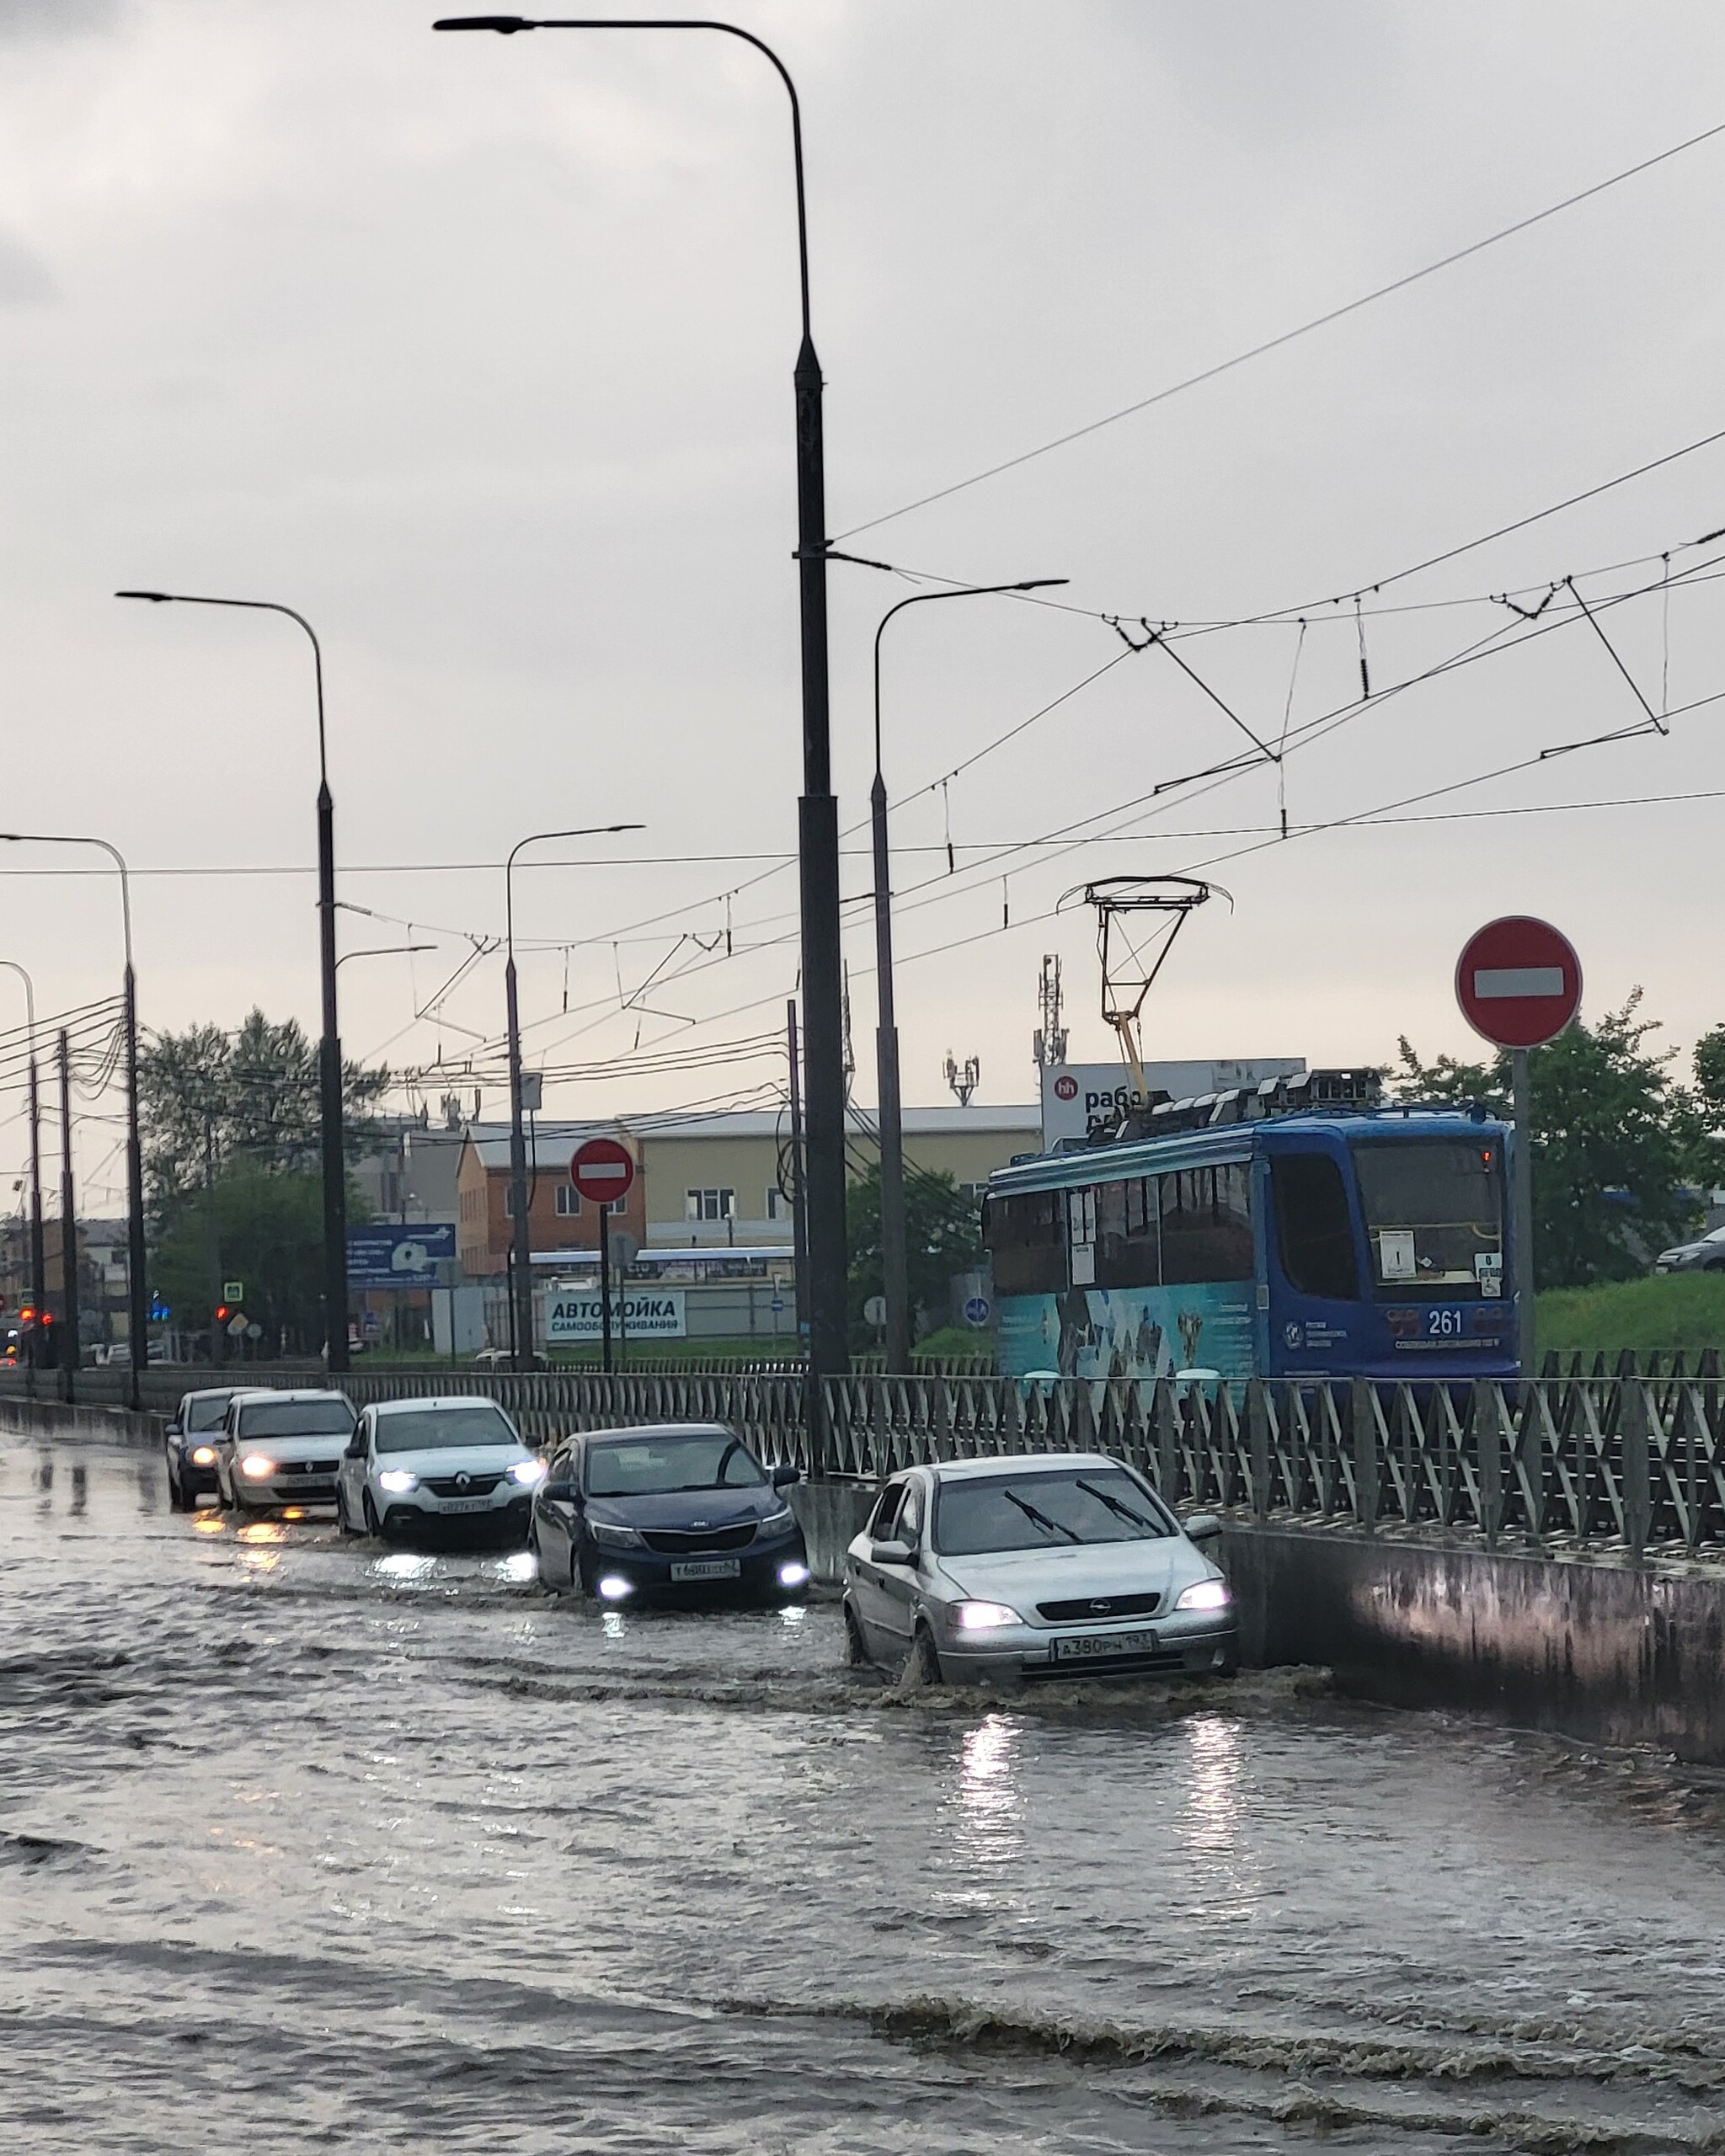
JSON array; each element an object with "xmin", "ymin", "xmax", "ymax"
[
  {"xmin": 1039, "ymin": 1059, "xmax": 1307, "ymax": 1149},
  {"xmin": 544, "ymin": 1289, "xmax": 686, "ymax": 1342},
  {"xmin": 346, "ymin": 1222, "xmax": 457, "ymax": 1288}
]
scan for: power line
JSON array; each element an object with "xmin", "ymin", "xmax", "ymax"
[{"xmin": 834, "ymin": 114, "xmax": 1725, "ymax": 538}]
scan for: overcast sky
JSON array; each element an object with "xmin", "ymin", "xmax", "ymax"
[{"xmin": 3, "ymin": 0, "xmax": 1722, "ymax": 1204}]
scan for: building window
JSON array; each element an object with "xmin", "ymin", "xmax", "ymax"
[
  {"xmin": 555, "ymin": 1186, "xmax": 580, "ymax": 1217},
  {"xmin": 686, "ymin": 1188, "xmax": 735, "ymax": 1222},
  {"xmin": 765, "ymin": 1185, "xmax": 787, "ymax": 1222}
]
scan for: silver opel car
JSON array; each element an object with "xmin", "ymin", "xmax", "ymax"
[{"xmin": 842, "ymin": 1453, "xmax": 1236, "ymax": 1686}]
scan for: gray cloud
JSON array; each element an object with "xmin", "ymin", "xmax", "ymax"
[{"xmin": 0, "ymin": 0, "xmax": 124, "ymax": 37}]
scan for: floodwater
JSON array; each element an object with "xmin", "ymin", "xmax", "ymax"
[{"xmin": 3, "ymin": 1437, "xmax": 1724, "ymax": 2153}]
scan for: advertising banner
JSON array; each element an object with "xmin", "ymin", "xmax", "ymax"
[
  {"xmin": 346, "ymin": 1223, "xmax": 457, "ymax": 1288},
  {"xmin": 1039, "ymin": 1058, "xmax": 1307, "ymax": 1148},
  {"xmin": 544, "ymin": 1289, "xmax": 686, "ymax": 1342}
]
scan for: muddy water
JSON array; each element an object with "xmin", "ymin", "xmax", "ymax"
[{"xmin": 3, "ymin": 1435, "xmax": 1724, "ymax": 2153}]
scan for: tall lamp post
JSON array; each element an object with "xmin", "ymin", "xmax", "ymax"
[
  {"xmin": 115, "ymin": 590, "xmax": 351, "ymax": 1369},
  {"xmin": 871, "ymin": 580, "xmax": 1065, "ymax": 1372},
  {"xmin": 504, "ymin": 824, "xmax": 642, "ymax": 1370},
  {"xmin": 433, "ymin": 15, "xmax": 852, "ymax": 1402},
  {"xmin": 0, "ymin": 836, "xmax": 145, "ymax": 1408},
  {"xmin": 0, "ymin": 960, "xmax": 45, "ymax": 1377}
]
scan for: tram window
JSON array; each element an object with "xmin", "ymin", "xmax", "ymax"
[
  {"xmin": 1097, "ymin": 1177, "xmax": 1159, "ymax": 1289},
  {"xmin": 1272, "ymin": 1152, "xmax": 1359, "ymax": 1300},
  {"xmin": 1160, "ymin": 1164, "xmax": 1254, "ymax": 1283},
  {"xmin": 989, "ymin": 1189, "xmax": 1066, "ymax": 1296}
]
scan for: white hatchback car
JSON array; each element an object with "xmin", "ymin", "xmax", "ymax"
[
  {"xmin": 843, "ymin": 1452, "xmax": 1237, "ymax": 1686},
  {"xmin": 216, "ymin": 1389, "xmax": 356, "ymax": 1515},
  {"xmin": 335, "ymin": 1396, "xmax": 547, "ymax": 1540}
]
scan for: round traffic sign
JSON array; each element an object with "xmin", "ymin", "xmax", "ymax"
[
  {"xmin": 964, "ymin": 1294, "xmax": 991, "ymax": 1328},
  {"xmin": 570, "ymin": 1135, "xmax": 636, "ymax": 1206},
  {"xmin": 1455, "ymin": 915, "xmax": 1582, "ymax": 1049}
]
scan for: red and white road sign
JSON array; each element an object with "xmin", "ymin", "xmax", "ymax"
[
  {"xmin": 1455, "ymin": 916, "xmax": 1582, "ymax": 1049},
  {"xmin": 569, "ymin": 1135, "xmax": 636, "ymax": 1205}
]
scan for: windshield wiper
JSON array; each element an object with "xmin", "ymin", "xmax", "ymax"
[
  {"xmin": 1074, "ymin": 1476, "xmax": 1162, "ymax": 1534},
  {"xmin": 1002, "ymin": 1489, "xmax": 1081, "ymax": 1541}
]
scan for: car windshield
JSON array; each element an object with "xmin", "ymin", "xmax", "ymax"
[
  {"xmin": 932, "ymin": 1467, "xmax": 1171, "ymax": 1556},
  {"xmin": 376, "ymin": 1405, "xmax": 518, "ymax": 1454},
  {"xmin": 1352, "ymin": 1138, "xmax": 1504, "ymax": 1300},
  {"xmin": 184, "ymin": 1397, "xmax": 232, "ymax": 1433},
  {"xmin": 238, "ymin": 1400, "xmax": 354, "ymax": 1438},
  {"xmin": 585, "ymin": 1432, "xmax": 766, "ymax": 1497}
]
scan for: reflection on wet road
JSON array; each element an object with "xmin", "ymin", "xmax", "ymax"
[{"xmin": 4, "ymin": 1435, "xmax": 1725, "ymax": 2153}]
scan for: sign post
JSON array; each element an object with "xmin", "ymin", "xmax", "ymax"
[
  {"xmin": 1455, "ymin": 916, "xmax": 1583, "ymax": 1380},
  {"xmin": 571, "ymin": 1139, "xmax": 638, "ymax": 1377}
]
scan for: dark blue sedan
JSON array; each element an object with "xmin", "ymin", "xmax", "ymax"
[
  {"xmin": 530, "ymin": 1422, "xmax": 809, "ymax": 1605},
  {"xmin": 164, "ymin": 1386, "xmax": 243, "ymax": 1511}
]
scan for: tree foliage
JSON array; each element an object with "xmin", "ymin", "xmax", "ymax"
[
  {"xmin": 1395, "ymin": 993, "xmax": 1717, "ymax": 1289},
  {"xmin": 846, "ymin": 1160, "xmax": 983, "ymax": 1348},
  {"xmin": 152, "ymin": 1161, "xmax": 328, "ymax": 1355},
  {"xmin": 139, "ymin": 1009, "xmax": 390, "ymax": 1217}
]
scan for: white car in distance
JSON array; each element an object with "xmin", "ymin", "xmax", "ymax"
[
  {"xmin": 336, "ymin": 1396, "xmax": 547, "ymax": 1540},
  {"xmin": 216, "ymin": 1389, "xmax": 356, "ymax": 1515}
]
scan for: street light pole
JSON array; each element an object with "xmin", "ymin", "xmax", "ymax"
[
  {"xmin": 504, "ymin": 825, "xmax": 642, "ymax": 1371},
  {"xmin": 0, "ymin": 962, "xmax": 45, "ymax": 1384},
  {"xmin": 433, "ymin": 14, "xmax": 852, "ymax": 1394},
  {"xmin": 0, "ymin": 836, "xmax": 144, "ymax": 1406},
  {"xmin": 115, "ymin": 590, "xmax": 350, "ymax": 1369},
  {"xmin": 869, "ymin": 580, "xmax": 1065, "ymax": 1371}
]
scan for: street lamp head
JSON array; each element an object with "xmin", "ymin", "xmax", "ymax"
[
  {"xmin": 114, "ymin": 590, "xmax": 172, "ymax": 602},
  {"xmin": 432, "ymin": 14, "xmax": 536, "ymax": 29},
  {"xmin": 1012, "ymin": 579, "xmax": 1070, "ymax": 592}
]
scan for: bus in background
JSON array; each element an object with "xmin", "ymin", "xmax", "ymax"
[{"xmin": 982, "ymin": 1070, "xmax": 1516, "ymax": 1384}]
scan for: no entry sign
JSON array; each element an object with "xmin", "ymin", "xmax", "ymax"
[
  {"xmin": 570, "ymin": 1136, "xmax": 636, "ymax": 1206},
  {"xmin": 1455, "ymin": 916, "xmax": 1582, "ymax": 1050}
]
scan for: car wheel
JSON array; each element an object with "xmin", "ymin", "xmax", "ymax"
[
  {"xmin": 1706, "ymin": 1257, "xmax": 1725, "ymax": 1273},
  {"xmin": 166, "ymin": 1461, "xmax": 185, "ymax": 1513},
  {"xmin": 363, "ymin": 1492, "xmax": 382, "ymax": 1538},
  {"xmin": 909, "ymin": 1623, "xmax": 943, "ymax": 1689},
  {"xmin": 841, "ymin": 1601, "xmax": 869, "ymax": 1668}
]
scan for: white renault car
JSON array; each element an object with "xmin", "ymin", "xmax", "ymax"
[
  {"xmin": 842, "ymin": 1452, "xmax": 1237, "ymax": 1686},
  {"xmin": 336, "ymin": 1396, "xmax": 547, "ymax": 1540},
  {"xmin": 215, "ymin": 1389, "xmax": 356, "ymax": 1515}
]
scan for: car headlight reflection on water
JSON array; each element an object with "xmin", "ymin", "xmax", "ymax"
[
  {"xmin": 777, "ymin": 1561, "xmax": 810, "ymax": 1588},
  {"xmin": 596, "ymin": 1574, "xmax": 634, "ymax": 1601},
  {"xmin": 1175, "ymin": 1578, "xmax": 1231, "ymax": 1612},
  {"xmin": 377, "ymin": 1469, "xmax": 419, "ymax": 1495}
]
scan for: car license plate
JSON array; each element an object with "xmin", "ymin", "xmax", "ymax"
[
  {"xmin": 1052, "ymin": 1628, "xmax": 1158, "ymax": 1662},
  {"xmin": 670, "ymin": 1558, "xmax": 741, "ymax": 1582},
  {"xmin": 440, "ymin": 1497, "xmax": 491, "ymax": 1514}
]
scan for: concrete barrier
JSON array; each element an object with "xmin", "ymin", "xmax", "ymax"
[
  {"xmin": 788, "ymin": 1478, "xmax": 875, "ymax": 1585},
  {"xmin": 0, "ymin": 1395, "xmax": 164, "ymax": 1448},
  {"xmin": 1222, "ymin": 1522, "xmax": 1725, "ymax": 1764}
]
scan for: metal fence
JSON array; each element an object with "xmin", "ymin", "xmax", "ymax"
[{"xmin": 8, "ymin": 1362, "xmax": 1723, "ymax": 1559}]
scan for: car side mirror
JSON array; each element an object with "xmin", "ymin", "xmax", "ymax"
[
  {"xmin": 344, "ymin": 1434, "xmax": 366, "ymax": 1460},
  {"xmin": 165, "ymin": 1423, "xmax": 180, "ymax": 1438},
  {"xmin": 870, "ymin": 1538, "xmax": 913, "ymax": 1566},
  {"xmin": 771, "ymin": 1464, "xmax": 800, "ymax": 1489},
  {"xmin": 1183, "ymin": 1512, "xmax": 1224, "ymax": 1544},
  {"xmin": 542, "ymin": 1476, "xmax": 576, "ymax": 1503}
]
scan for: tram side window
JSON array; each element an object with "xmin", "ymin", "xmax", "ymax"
[
  {"xmin": 988, "ymin": 1190, "xmax": 1066, "ymax": 1296},
  {"xmin": 1097, "ymin": 1177, "xmax": 1159, "ymax": 1289},
  {"xmin": 1272, "ymin": 1152, "xmax": 1359, "ymax": 1301},
  {"xmin": 1160, "ymin": 1163, "xmax": 1255, "ymax": 1283}
]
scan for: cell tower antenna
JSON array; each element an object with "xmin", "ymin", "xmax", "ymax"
[
  {"xmin": 944, "ymin": 1051, "xmax": 980, "ymax": 1107},
  {"xmin": 1072, "ymin": 875, "xmax": 1229, "ymax": 1094},
  {"xmin": 1033, "ymin": 953, "xmax": 1067, "ymax": 1068}
]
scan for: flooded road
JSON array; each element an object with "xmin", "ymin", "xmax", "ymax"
[{"xmin": 3, "ymin": 1433, "xmax": 1724, "ymax": 2153}]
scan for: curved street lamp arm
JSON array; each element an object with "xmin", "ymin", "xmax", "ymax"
[
  {"xmin": 873, "ymin": 579, "xmax": 1069, "ymax": 777},
  {"xmin": 0, "ymin": 832, "xmax": 132, "ymax": 972},
  {"xmin": 115, "ymin": 590, "xmax": 327, "ymax": 789},
  {"xmin": 504, "ymin": 823, "xmax": 644, "ymax": 958}
]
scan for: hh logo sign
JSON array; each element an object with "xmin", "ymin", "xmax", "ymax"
[{"xmin": 545, "ymin": 1291, "xmax": 686, "ymax": 1342}]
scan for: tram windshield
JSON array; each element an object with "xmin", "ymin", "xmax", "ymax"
[{"xmin": 1351, "ymin": 1139, "xmax": 1503, "ymax": 1299}]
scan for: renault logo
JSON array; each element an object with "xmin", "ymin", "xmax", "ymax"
[
  {"xmin": 1089, "ymin": 1598, "xmax": 1113, "ymax": 1614},
  {"xmin": 455, "ymin": 1473, "xmax": 471, "ymax": 1492}
]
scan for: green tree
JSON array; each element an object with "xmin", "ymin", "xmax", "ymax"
[
  {"xmin": 846, "ymin": 1161, "xmax": 983, "ymax": 1349},
  {"xmin": 1395, "ymin": 993, "xmax": 1696, "ymax": 1288},
  {"xmin": 152, "ymin": 1161, "xmax": 330, "ymax": 1354},
  {"xmin": 140, "ymin": 1009, "xmax": 390, "ymax": 1216}
]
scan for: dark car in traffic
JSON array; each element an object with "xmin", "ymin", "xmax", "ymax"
[
  {"xmin": 1653, "ymin": 1225, "xmax": 1725, "ymax": 1274},
  {"xmin": 531, "ymin": 1422, "xmax": 809, "ymax": 1605},
  {"xmin": 164, "ymin": 1387, "xmax": 243, "ymax": 1511}
]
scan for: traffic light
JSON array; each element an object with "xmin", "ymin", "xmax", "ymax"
[{"xmin": 214, "ymin": 1304, "xmax": 232, "ymax": 1326}]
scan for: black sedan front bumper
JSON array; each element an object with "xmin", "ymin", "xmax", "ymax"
[{"xmin": 579, "ymin": 1526, "xmax": 811, "ymax": 1604}]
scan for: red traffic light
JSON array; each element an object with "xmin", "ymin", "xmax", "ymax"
[{"xmin": 214, "ymin": 1304, "xmax": 232, "ymax": 1323}]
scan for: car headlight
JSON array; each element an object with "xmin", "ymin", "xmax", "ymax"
[
  {"xmin": 510, "ymin": 1458, "xmax": 547, "ymax": 1486},
  {"xmin": 377, "ymin": 1469, "xmax": 419, "ymax": 1495},
  {"xmin": 777, "ymin": 1560, "xmax": 810, "ymax": 1588},
  {"xmin": 596, "ymin": 1573, "xmax": 634, "ymax": 1601},
  {"xmin": 587, "ymin": 1518, "xmax": 644, "ymax": 1548},
  {"xmin": 759, "ymin": 1506, "xmax": 795, "ymax": 1538},
  {"xmin": 950, "ymin": 1599, "xmax": 1021, "ymax": 1631},
  {"xmin": 1175, "ymin": 1577, "xmax": 1231, "ymax": 1612},
  {"xmin": 190, "ymin": 1445, "xmax": 217, "ymax": 1467},
  {"xmin": 237, "ymin": 1453, "xmax": 276, "ymax": 1480}
]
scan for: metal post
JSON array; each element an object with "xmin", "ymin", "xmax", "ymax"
[
  {"xmin": 122, "ymin": 963, "xmax": 147, "ymax": 1409},
  {"xmin": 318, "ymin": 777, "xmax": 350, "ymax": 1373},
  {"xmin": 598, "ymin": 1203, "xmax": 612, "ymax": 1375},
  {"xmin": 787, "ymin": 999, "xmax": 810, "ymax": 1341},
  {"xmin": 26, "ymin": 1054, "xmax": 44, "ymax": 1380},
  {"xmin": 870, "ymin": 766, "xmax": 910, "ymax": 1374},
  {"xmin": 505, "ymin": 954, "xmax": 535, "ymax": 1370},
  {"xmin": 57, "ymin": 1027, "xmax": 77, "ymax": 1404},
  {"xmin": 1511, "ymin": 1046, "xmax": 1536, "ymax": 1380}
]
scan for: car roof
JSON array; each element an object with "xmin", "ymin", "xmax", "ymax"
[
  {"xmin": 230, "ymin": 1388, "xmax": 352, "ymax": 1405},
  {"xmin": 372, "ymin": 1395, "xmax": 510, "ymax": 1415},
  {"xmin": 914, "ymin": 1452, "xmax": 1124, "ymax": 1482},
  {"xmin": 576, "ymin": 1422, "xmax": 737, "ymax": 1443},
  {"xmin": 180, "ymin": 1386, "xmax": 241, "ymax": 1404}
]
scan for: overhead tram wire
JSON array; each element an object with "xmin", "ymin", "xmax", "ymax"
[{"xmin": 833, "ymin": 114, "xmax": 1725, "ymax": 541}]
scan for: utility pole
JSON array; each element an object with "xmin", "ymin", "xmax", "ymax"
[
  {"xmin": 205, "ymin": 1113, "xmax": 223, "ymax": 1369},
  {"xmin": 25, "ymin": 1055, "xmax": 44, "ymax": 1395},
  {"xmin": 57, "ymin": 1028, "xmax": 77, "ymax": 1405}
]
